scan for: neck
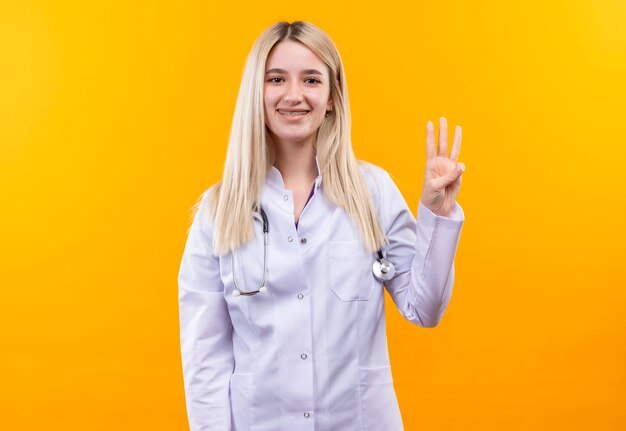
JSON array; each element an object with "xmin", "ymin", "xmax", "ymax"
[{"xmin": 272, "ymin": 138, "xmax": 318, "ymax": 188}]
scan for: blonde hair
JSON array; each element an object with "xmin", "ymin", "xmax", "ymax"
[{"xmin": 197, "ymin": 21, "xmax": 387, "ymax": 256}]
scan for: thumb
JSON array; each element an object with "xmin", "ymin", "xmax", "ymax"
[{"xmin": 432, "ymin": 162, "xmax": 464, "ymax": 190}]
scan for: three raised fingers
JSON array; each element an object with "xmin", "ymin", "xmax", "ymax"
[{"xmin": 425, "ymin": 117, "xmax": 462, "ymax": 162}]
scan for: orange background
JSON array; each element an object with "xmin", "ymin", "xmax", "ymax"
[{"xmin": 1, "ymin": 1, "xmax": 625, "ymax": 429}]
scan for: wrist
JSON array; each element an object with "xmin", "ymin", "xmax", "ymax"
[{"xmin": 421, "ymin": 199, "xmax": 451, "ymax": 218}]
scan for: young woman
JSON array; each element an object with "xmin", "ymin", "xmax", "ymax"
[{"xmin": 178, "ymin": 20, "xmax": 465, "ymax": 431}]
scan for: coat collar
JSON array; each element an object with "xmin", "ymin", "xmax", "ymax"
[{"xmin": 266, "ymin": 154, "xmax": 323, "ymax": 190}]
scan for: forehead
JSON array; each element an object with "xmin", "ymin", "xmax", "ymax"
[{"xmin": 266, "ymin": 40, "xmax": 326, "ymax": 73}]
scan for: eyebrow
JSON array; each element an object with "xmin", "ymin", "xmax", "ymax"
[{"xmin": 265, "ymin": 68, "xmax": 324, "ymax": 75}]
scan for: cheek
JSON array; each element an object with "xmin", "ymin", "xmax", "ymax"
[
  {"xmin": 313, "ymin": 92, "xmax": 330, "ymax": 108},
  {"xmin": 264, "ymin": 88, "xmax": 279, "ymax": 106}
]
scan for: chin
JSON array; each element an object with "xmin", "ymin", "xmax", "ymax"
[{"xmin": 275, "ymin": 133, "xmax": 315, "ymax": 145}]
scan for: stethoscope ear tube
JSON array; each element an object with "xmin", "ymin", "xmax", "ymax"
[
  {"xmin": 232, "ymin": 206, "xmax": 270, "ymax": 296},
  {"xmin": 258, "ymin": 204, "xmax": 269, "ymax": 234}
]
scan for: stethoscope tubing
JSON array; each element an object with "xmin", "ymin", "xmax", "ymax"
[{"xmin": 232, "ymin": 205, "xmax": 394, "ymax": 297}]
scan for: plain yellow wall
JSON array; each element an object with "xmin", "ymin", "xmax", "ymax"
[{"xmin": 1, "ymin": 1, "xmax": 625, "ymax": 429}]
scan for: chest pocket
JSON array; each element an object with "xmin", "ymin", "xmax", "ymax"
[{"xmin": 327, "ymin": 240, "xmax": 379, "ymax": 301}]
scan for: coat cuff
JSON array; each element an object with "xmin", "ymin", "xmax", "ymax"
[{"xmin": 417, "ymin": 200, "xmax": 465, "ymax": 226}]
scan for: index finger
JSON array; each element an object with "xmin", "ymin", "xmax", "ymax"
[{"xmin": 426, "ymin": 120, "xmax": 436, "ymax": 160}]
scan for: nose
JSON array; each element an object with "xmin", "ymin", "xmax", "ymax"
[{"xmin": 283, "ymin": 81, "xmax": 303, "ymax": 104}]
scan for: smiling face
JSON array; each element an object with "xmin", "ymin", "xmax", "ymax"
[{"xmin": 264, "ymin": 40, "xmax": 333, "ymax": 151}]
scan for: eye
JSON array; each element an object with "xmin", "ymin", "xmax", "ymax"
[
  {"xmin": 305, "ymin": 78, "xmax": 321, "ymax": 84},
  {"xmin": 267, "ymin": 77, "xmax": 283, "ymax": 83}
]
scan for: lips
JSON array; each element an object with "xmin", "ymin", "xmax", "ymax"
[
  {"xmin": 277, "ymin": 109, "xmax": 310, "ymax": 118},
  {"xmin": 277, "ymin": 109, "xmax": 310, "ymax": 123}
]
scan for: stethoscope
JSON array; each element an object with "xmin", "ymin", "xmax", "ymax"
[{"xmin": 232, "ymin": 206, "xmax": 396, "ymax": 297}]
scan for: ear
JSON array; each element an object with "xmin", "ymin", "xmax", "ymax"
[{"xmin": 327, "ymin": 97, "xmax": 333, "ymax": 111}]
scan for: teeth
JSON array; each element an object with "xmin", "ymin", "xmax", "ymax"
[{"xmin": 280, "ymin": 110, "xmax": 308, "ymax": 116}]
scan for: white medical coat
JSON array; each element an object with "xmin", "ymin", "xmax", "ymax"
[{"xmin": 178, "ymin": 159, "xmax": 465, "ymax": 431}]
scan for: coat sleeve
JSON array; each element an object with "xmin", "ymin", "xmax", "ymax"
[
  {"xmin": 178, "ymin": 189, "xmax": 234, "ymax": 430},
  {"xmin": 379, "ymin": 171, "xmax": 465, "ymax": 328}
]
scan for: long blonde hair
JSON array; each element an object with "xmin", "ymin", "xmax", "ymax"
[{"xmin": 196, "ymin": 21, "xmax": 387, "ymax": 256}]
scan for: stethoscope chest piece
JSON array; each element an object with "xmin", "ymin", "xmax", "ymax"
[{"xmin": 373, "ymin": 250, "xmax": 395, "ymax": 282}]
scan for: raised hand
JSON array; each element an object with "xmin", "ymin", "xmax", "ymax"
[{"xmin": 420, "ymin": 117, "xmax": 465, "ymax": 217}]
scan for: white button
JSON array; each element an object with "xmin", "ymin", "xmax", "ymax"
[
  {"xmin": 301, "ymin": 353, "xmax": 308, "ymax": 360},
  {"xmin": 297, "ymin": 293, "xmax": 304, "ymax": 299},
  {"xmin": 283, "ymin": 194, "xmax": 289, "ymax": 201},
  {"xmin": 304, "ymin": 412, "xmax": 310, "ymax": 418},
  {"xmin": 300, "ymin": 237, "xmax": 307, "ymax": 245},
  {"xmin": 288, "ymin": 236, "xmax": 293, "ymax": 242}
]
